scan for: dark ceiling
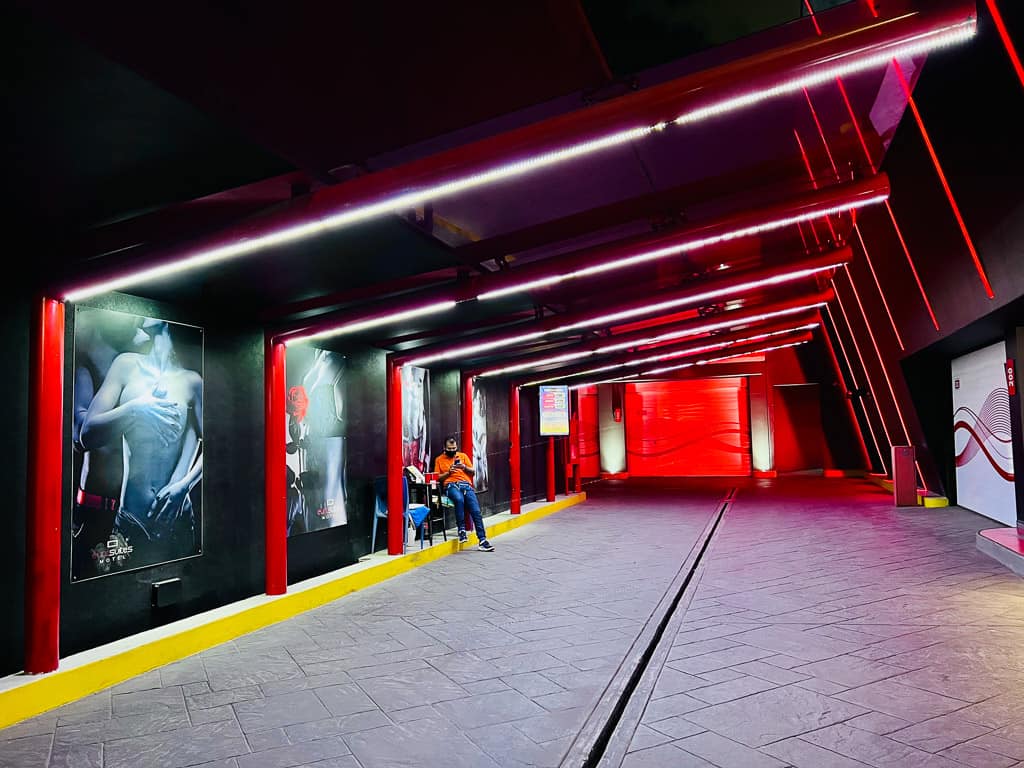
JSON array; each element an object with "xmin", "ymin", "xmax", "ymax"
[{"xmin": 8, "ymin": 0, "xmax": 1008, "ymax": 378}]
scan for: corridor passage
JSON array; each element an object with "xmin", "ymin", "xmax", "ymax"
[{"xmin": 2, "ymin": 478, "xmax": 1022, "ymax": 768}]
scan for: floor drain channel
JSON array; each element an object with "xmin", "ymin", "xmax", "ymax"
[{"xmin": 565, "ymin": 491, "xmax": 734, "ymax": 768}]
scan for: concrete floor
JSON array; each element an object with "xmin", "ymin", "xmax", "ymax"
[{"xmin": 1, "ymin": 477, "xmax": 1022, "ymax": 768}]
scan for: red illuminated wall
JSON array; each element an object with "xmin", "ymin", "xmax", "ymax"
[
  {"xmin": 624, "ymin": 379, "xmax": 752, "ymax": 476},
  {"xmin": 577, "ymin": 386, "xmax": 600, "ymax": 477},
  {"xmin": 773, "ymin": 384, "xmax": 825, "ymax": 472}
]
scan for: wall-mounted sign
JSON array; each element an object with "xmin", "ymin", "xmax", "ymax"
[
  {"xmin": 1006, "ymin": 359, "xmax": 1017, "ymax": 396},
  {"xmin": 539, "ymin": 385, "xmax": 570, "ymax": 436},
  {"xmin": 952, "ymin": 342, "xmax": 1015, "ymax": 526}
]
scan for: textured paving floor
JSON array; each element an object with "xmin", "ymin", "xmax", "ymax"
[
  {"xmin": 1, "ymin": 477, "xmax": 1022, "ymax": 768},
  {"xmin": 623, "ymin": 478, "xmax": 1024, "ymax": 768},
  {"xmin": 0, "ymin": 480, "xmax": 732, "ymax": 768}
]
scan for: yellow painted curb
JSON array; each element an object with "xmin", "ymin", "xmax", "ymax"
[
  {"xmin": 0, "ymin": 493, "xmax": 586, "ymax": 730},
  {"xmin": 867, "ymin": 476, "xmax": 948, "ymax": 507}
]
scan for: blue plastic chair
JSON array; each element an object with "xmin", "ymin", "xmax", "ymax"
[{"xmin": 370, "ymin": 476, "xmax": 429, "ymax": 554}]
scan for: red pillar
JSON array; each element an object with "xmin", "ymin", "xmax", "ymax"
[
  {"xmin": 386, "ymin": 359, "xmax": 404, "ymax": 554},
  {"xmin": 26, "ymin": 297, "xmax": 64, "ymax": 674},
  {"xmin": 509, "ymin": 382, "xmax": 521, "ymax": 515},
  {"xmin": 571, "ymin": 390, "xmax": 582, "ymax": 493},
  {"xmin": 264, "ymin": 337, "xmax": 287, "ymax": 595},
  {"xmin": 546, "ymin": 437, "xmax": 556, "ymax": 502},
  {"xmin": 461, "ymin": 372, "xmax": 474, "ymax": 460},
  {"xmin": 461, "ymin": 372, "xmax": 475, "ymax": 531}
]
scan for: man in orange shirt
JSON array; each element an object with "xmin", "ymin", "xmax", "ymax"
[{"xmin": 436, "ymin": 435, "xmax": 494, "ymax": 551}]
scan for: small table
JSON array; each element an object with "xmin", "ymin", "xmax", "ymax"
[{"xmin": 408, "ymin": 481, "xmax": 448, "ymax": 544}]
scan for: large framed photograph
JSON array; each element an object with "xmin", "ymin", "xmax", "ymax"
[
  {"xmin": 401, "ymin": 365, "xmax": 430, "ymax": 474},
  {"xmin": 285, "ymin": 347, "xmax": 348, "ymax": 536},
  {"xmin": 71, "ymin": 307, "xmax": 204, "ymax": 581}
]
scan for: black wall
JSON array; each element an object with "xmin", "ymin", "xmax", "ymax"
[
  {"xmin": 1, "ymin": 297, "xmax": 31, "ymax": 676},
  {"xmin": 518, "ymin": 386, "xmax": 561, "ymax": 505},
  {"xmin": 903, "ymin": 294, "xmax": 1024, "ymax": 518},
  {"xmin": 60, "ymin": 293, "xmax": 266, "ymax": 659},
  {"xmin": 429, "ymin": 368, "xmax": 460, "ymax": 466}
]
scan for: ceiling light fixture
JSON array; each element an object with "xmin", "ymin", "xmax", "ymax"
[
  {"xmin": 643, "ymin": 339, "xmax": 810, "ymax": 375},
  {"xmin": 476, "ymin": 197, "xmax": 885, "ymax": 301},
  {"xmin": 285, "ymin": 300, "xmax": 458, "ymax": 345},
  {"xmin": 563, "ymin": 337, "xmax": 812, "ymax": 390},
  {"xmin": 406, "ymin": 261, "xmax": 842, "ymax": 367},
  {"xmin": 63, "ymin": 16, "xmax": 974, "ymax": 303},
  {"xmin": 524, "ymin": 323, "xmax": 819, "ymax": 386},
  {"xmin": 480, "ymin": 301, "xmax": 826, "ymax": 378}
]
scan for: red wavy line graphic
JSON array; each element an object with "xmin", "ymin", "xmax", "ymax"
[
  {"xmin": 953, "ymin": 386, "xmax": 1013, "ymax": 481},
  {"xmin": 954, "ymin": 421, "xmax": 1014, "ymax": 482}
]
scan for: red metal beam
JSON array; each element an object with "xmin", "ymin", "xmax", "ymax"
[
  {"xmin": 515, "ymin": 310, "xmax": 825, "ymax": 385},
  {"xmin": 62, "ymin": 0, "xmax": 971, "ymax": 300},
  {"xmin": 264, "ymin": 337, "xmax": 287, "ymax": 595},
  {"xmin": 633, "ymin": 330, "xmax": 816, "ymax": 379},
  {"xmin": 455, "ymin": 157, "xmax": 832, "ymax": 265},
  {"xmin": 474, "ymin": 288, "xmax": 834, "ymax": 379},
  {"xmin": 277, "ymin": 176, "xmax": 885, "ymax": 344},
  {"xmin": 25, "ymin": 297, "xmax": 64, "ymax": 674},
  {"xmin": 398, "ymin": 249, "xmax": 850, "ymax": 366}
]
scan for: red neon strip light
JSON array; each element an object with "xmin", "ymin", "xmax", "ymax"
[
  {"xmin": 793, "ymin": 130, "xmax": 838, "ymax": 245},
  {"xmin": 853, "ymin": 225, "xmax": 905, "ymax": 351},
  {"xmin": 831, "ymin": 281, "xmax": 895, "ymax": 460},
  {"xmin": 796, "ymin": 222, "xmax": 809, "ymax": 251},
  {"xmin": 885, "ymin": 201, "xmax": 940, "ymax": 329},
  {"xmin": 835, "ymin": 74, "xmax": 939, "ymax": 329},
  {"xmin": 808, "ymin": 82, "xmax": 903, "ymax": 350},
  {"xmin": 893, "ymin": 59, "xmax": 995, "ymax": 299},
  {"xmin": 804, "ymin": 0, "xmax": 823, "ymax": 36},
  {"xmin": 986, "ymin": 0, "xmax": 1024, "ymax": 91},
  {"xmin": 835, "ymin": 78, "xmax": 875, "ymax": 173},
  {"xmin": 824, "ymin": 305, "xmax": 885, "ymax": 468},
  {"xmin": 794, "ymin": 130, "xmax": 819, "ymax": 191},
  {"xmin": 840, "ymin": 269, "xmax": 929, "ymax": 490},
  {"xmin": 865, "ymin": 0, "xmax": 879, "ymax": 19},
  {"xmin": 803, "ymin": 89, "xmax": 840, "ymax": 181},
  {"xmin": 818, "ymin": 314, "xmax": 874, "ymax": 468}
]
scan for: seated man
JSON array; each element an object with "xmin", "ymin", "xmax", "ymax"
[{"xmin": 435, "ymin": 435, "xmax": 493, "ymax": 552}]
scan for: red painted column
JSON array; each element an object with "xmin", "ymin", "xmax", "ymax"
[
  {"xmin": 386, "ymin": 359, "xmax": 404, "ymax": 555},
  {"xmin": 461, "ymin": 372, "xmax": 475, "ymax": 531},
  {"xmin": 264, "ymin": 337, "xmax": 287, "ymax": 595},
  {"xmin": 546, "ymin": 437, "xmax": 556, "ymax": 502},
  {"xmin": 26, "ymin": 297, "xmax": 64, "ymax": 674},
  {"xmin": 461, "ymin": 372, "xmax": 474, "ymax": 461},
  {"xmin": 570, "ymin": 390, "xmax": 581, "ymax": 494},
  {"xmin": 509, "ymin": 382, "xmax": 521, "ymax": 515}
]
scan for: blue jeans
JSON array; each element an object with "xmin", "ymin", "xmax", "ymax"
[{"xmin": 446, "ymin": 482, "xmax": 486, "ymax": 539}]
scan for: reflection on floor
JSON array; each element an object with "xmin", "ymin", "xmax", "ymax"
[{"xmin": 1, "ymin": 477, "xmax": 1021, "ymax": 768}]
